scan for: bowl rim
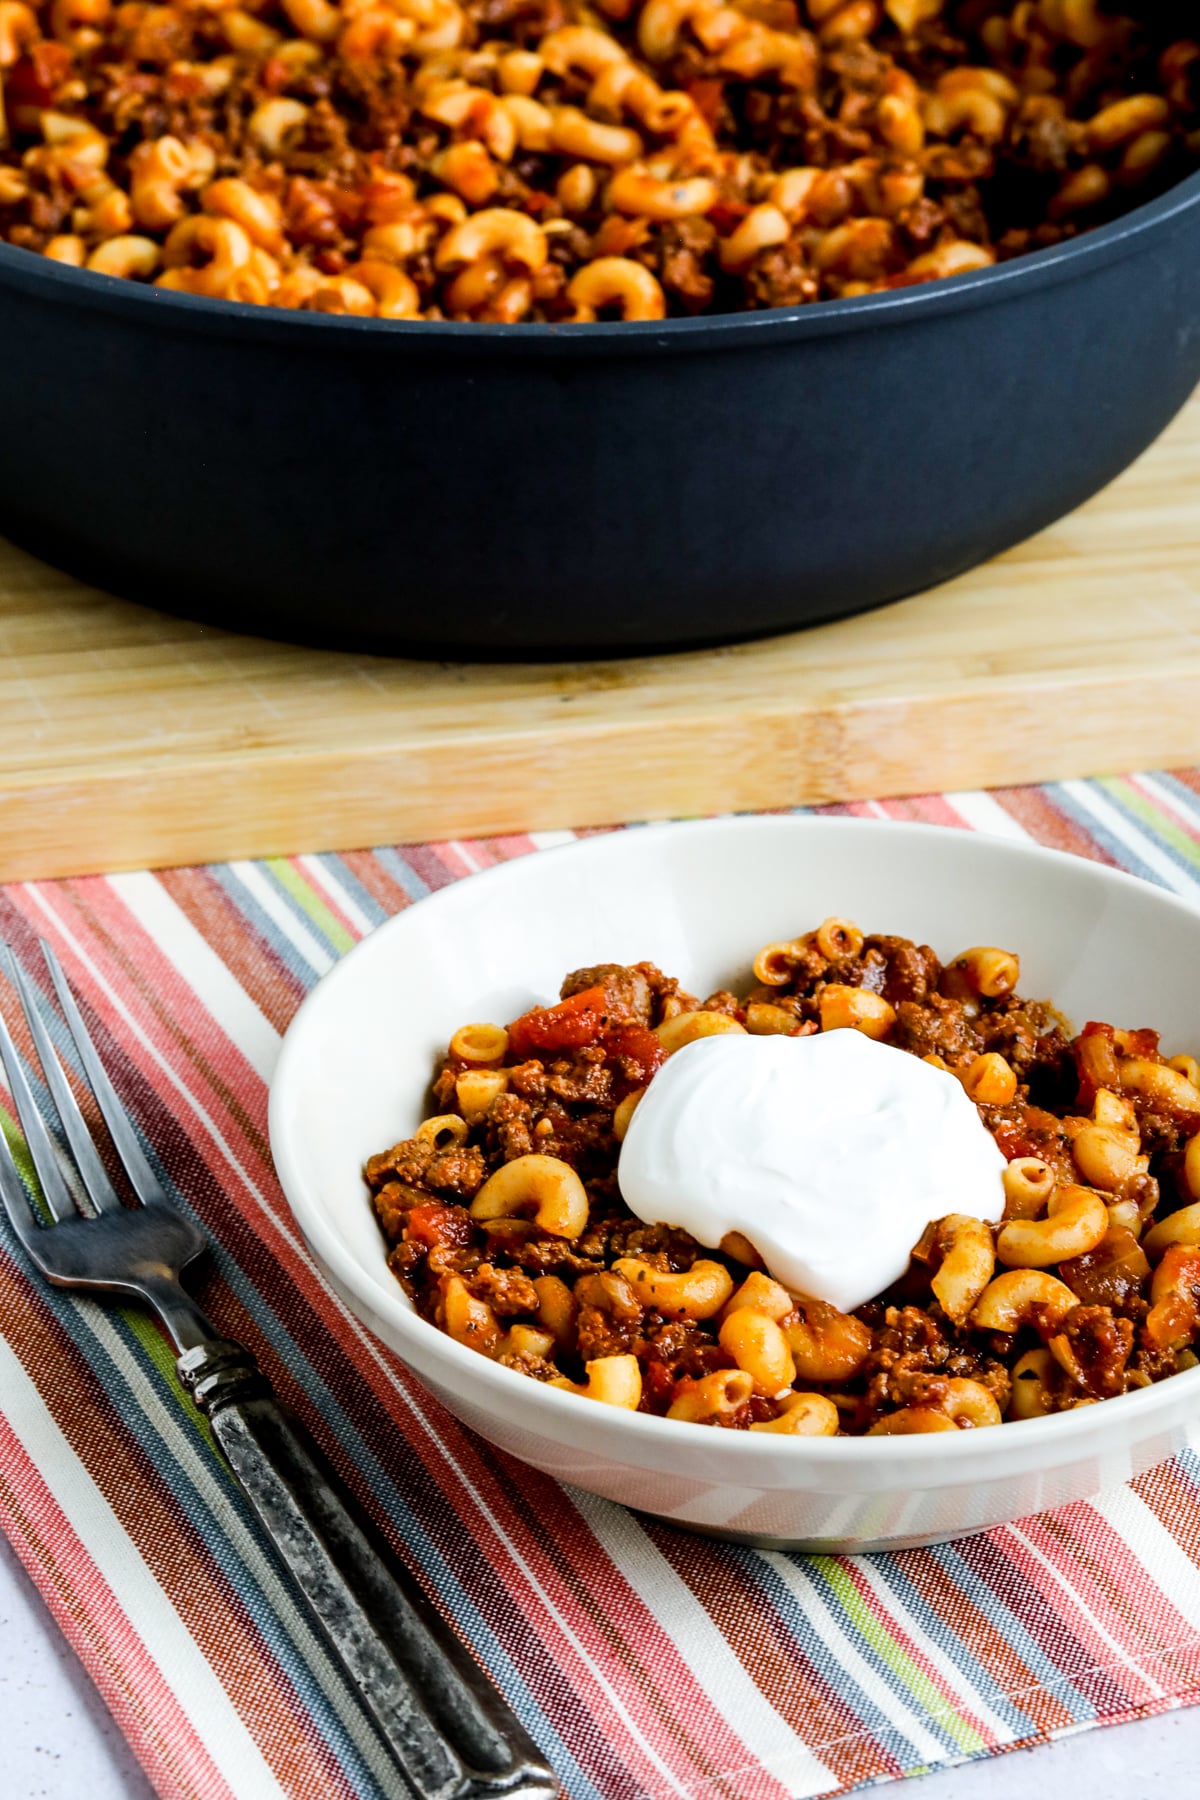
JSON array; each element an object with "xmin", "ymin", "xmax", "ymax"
[
  {"xmin": 269, "ymin": 812, "xmax": 1200, "ymax": 1467},
  {"xmin": 4, "ymin": 167, "xmax": 1200, "ymax": 358}
]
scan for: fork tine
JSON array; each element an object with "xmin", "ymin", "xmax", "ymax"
[
  {"xmin": 38, "ymin": 939, "xmax": 161, "ymax": 1208},
  {"xmin": 2, "ymin": 946, "xmax": 123, "ymax": 1216},
  {"xmin": 0, "ymin": 1118, "xmax": 49, "ymax": 1263},
  {"xmin": 0, "ymin": 994, "xmax": 77, "ymax": 1224}
]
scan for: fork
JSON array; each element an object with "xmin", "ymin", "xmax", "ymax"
[{"xmin": 0, "ymin": 938, "xmax": 559, "ymax": 1800}]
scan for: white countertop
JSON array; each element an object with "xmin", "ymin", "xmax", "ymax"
[{"xmin": 3, "ymin": 1525, "xmax": 1196, "ymax": 1800}]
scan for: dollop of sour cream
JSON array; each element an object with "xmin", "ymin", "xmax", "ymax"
[{"xmin": 617, "ymin": 1030, "xmax": 1006, "ymax": 1314}]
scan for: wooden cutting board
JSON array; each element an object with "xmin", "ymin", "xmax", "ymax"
[{"xmin": 2, "ymin": 392, "xmax": 1200, "ymax": 882}]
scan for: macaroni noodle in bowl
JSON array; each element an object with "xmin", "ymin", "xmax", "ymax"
[
  {"xmin": 1, "ymin": 1, "xmax": 1198, "ymax": 321},
  {"xmin": 362, "ymin": 918, "xmax": 1200, "ymax": 1439}
]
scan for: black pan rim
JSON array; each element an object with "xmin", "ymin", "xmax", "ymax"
[{"xmin": 3, "ymin": 165, "xmax": 1200, "ymax": 357}]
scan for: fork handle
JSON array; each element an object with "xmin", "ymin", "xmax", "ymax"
[{"xmin": 177, "ymin": 1340, "xmax": 559, "ymax": 1800}]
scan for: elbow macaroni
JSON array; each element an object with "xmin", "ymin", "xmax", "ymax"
[
  {"xmin": 2, "ymin": 1, "xmax": 1196, "ymax": 320},
  {"xmin": 366, "ymin": 921, "xmax": 1200, "ymax": 1431}
]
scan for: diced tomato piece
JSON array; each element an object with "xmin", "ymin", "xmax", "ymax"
[
  {"xmin": 989, "ymin": 1104, "xmax": 1068, "ymax": 1164},
  {"xmin": 259, "ymin": 54, "xmax": 291, "ymax": 92},
  {"xmin": 405, "ymin": 1203, "xmax": 473, "ymax": 1250},
  {"xmin": 4, "ymin": 48, "xmax": 68, "ymax": 127},
  {"xmin": 6, "ymin": 44, "xmax": 74, "ymax": 115},
  {"xmin": 507, "ymin": 985, "xmax": 609, "ymax": 1059},
  {"xmin": 590, "ymin": 215, "xmax": 649, "ymax": 258},
  {"xmin": 507, "ymin": 988, "xmax": 669, "ymax": 1088},
  {"xmin": 1145, "ymin": 1245, "xmax": 1200, "ymax": 1350},
  {"xmin": 1075, "ymin": 1022, "xmax": 1120, "ymax": 1108},
  {"xmin": 743, "ymin": 0, "xmax": 797, "ymax": 27},
  {"xmin": 603, "ymin": 1021, "xmax": 666, "ymax": 1087},
  {"xmin": 638, "ymin": 1359, "xmax": 672, "ymax": 1412},
  {"xmin": 518, "ymin": 187, "xmax": 559, "ymax": 218},
  {"xmin": 668, "ymin": 1373, "xmax": 701, "ymax": 1410},
  {"xmin": 707, "ymin": 198, "xmax": 750, "ymax": 233},
  {"xmin": 686, "ymin": 78, "xmax": 725, "ymax": 127}
]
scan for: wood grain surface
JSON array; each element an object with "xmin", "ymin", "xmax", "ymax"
[{"xmin": 2, "ymin": 391, "xmax": 1199, "ymax": 881}]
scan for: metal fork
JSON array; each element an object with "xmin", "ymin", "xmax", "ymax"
[{"xmin": 0, "ymin": 938, "xmax": 558, "ymax": 1800}]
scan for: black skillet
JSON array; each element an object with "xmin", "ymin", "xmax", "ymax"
[{"xmin": 1, "ymin": 11, "xmax": 1198, "ymax": 656}]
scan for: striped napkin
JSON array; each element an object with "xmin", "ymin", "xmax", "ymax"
[{"xmin": 3, "ymin": 773, "xmax": 1200, "ymax": 1800}]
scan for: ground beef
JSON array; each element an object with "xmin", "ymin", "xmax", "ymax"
[
  {"xmin": 575, "ymin": 1305, "xmax": 640, "ymax": 1362},
  {"xmin": 365, "ymin": 1138, "xmax": 486, "ymax": 1199},
  {"xmin": 486, "ymin": 1092, "xmax": 539, "ymax": 1162},
  {"xmin": 658, "ymin": 218, "xmax": 717, "ymax": 312},
  {"xmin": 497, "ymin": 1350, "xmax": 560, "ymax": 1380},
  {"xmin": 892, "ymin": 994, "xmax": 981, "ymax": 1064},
  {"xmin": 1010, "ymin": 106, "xmax": 1080, "ymax": 175},
  {"xmin": 1131, "ymin": 1343, "xmax": 1182, "ymax": 1385},
  {"xmin": 977, "ymin": 998, "xmax": 1071, "ymax": 1083},
  {"xmin": 604, "ymin": 1218, "xmax": 704, "ymax": 1270},
  {"xmin": 373, "ymin": 1180, "xmax": 425, "ymax": 1240},
  {"xmin": 364, "ymin": 940, "xmax": 1200, "ymax": 1432},
  {"xmin": 1134, "ymin": 1110, "xmax": 1191, "ymax": 1159},
  {"xmin": 745, "ymin": 242, "xmax": 819, "ymax": 310},
  {"xmin": 896, "ymin": 196, "xmax": 947, "ymax": 253},
  {"xmin": 700, "ymin": 989, "xmax": 744, "ymax": 1019},
  {"xmin": 467, "ymin": 1263, "xmax": 540, "ymax": 1316},
  {"xmin": 988, "ymin": 1103, "xmax": 1075, "ymax": 1176},
  {"xmin": 856, "ymin": 1306, "xmax": 952, "ymax": 1424},
  {"xmin": 1053, "ymin": 1305, "xmax": 1135, "ymax": 1398},
  {"xmin": 867, "ymin": 936, "xmax": 941, "ymax": 1006},
  {"xmin": 490, "ymin": 1236, "xmax": 604, "ymax": 1279},
  {"xmin": 560, "ymin": 962, "xmax": 660, "ymax": 1022},
  {"xmin": 542, "ymin": 1048, "xmax": 614, "ymax": 1109}
]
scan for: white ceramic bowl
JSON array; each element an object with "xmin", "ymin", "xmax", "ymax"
[{"xmin": 269, "ymin": 817, "xmax": 1200, "ymax": 1552}]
